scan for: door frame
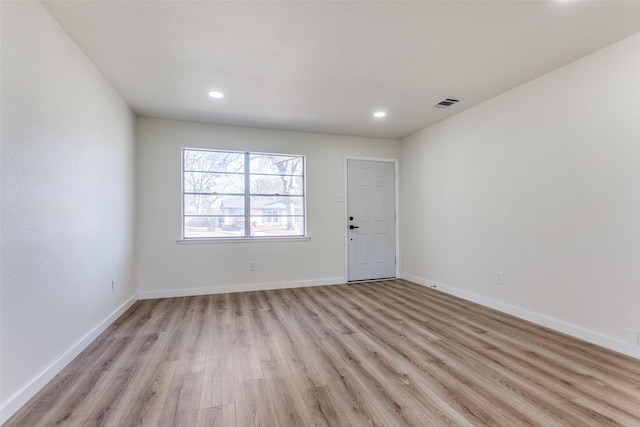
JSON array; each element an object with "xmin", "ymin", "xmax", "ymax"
[{"xmin": 344, "ymin": 156, "xmax": 400, "ymax": 282}]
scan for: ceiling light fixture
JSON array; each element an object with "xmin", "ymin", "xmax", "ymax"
[
  {"xmin": 373, "ymin": 111, "xmax": 386, "ymax": 118},
  {"xmin": 208, "ymin": 91, "xmax": 224, "ymax": 99}
]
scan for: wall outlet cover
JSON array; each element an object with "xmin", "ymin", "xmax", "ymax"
[{"xmin": 624, "ymin": 328, "xmax": 639, "ymax": 346}]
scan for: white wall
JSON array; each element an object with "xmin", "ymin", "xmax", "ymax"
[
  {"xmin": 136, "ymin": 117, "xmax": 399, "ymax": 297},
  {"xmin": 0, "ymin": 2, "xmax": 137, "ymax": 421},
  {"xmin": 401, "ymin": 33, "xmax": 640, "ymax": 357}
]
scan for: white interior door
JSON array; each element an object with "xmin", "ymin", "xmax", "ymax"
[{"xmin": 347, "ymin": 159, "xmax": 396, "ymax": 281}]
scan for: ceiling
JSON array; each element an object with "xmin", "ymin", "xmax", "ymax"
[{"xmin": 43, "ymin": 1, "xmax": 640, "ymax": 140}]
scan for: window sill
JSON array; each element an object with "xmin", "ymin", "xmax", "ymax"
[{"xmin": 177, "ymin": 236, "xmax": 311, "ymax": 244}]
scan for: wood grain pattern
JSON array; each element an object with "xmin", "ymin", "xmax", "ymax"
[{"xmin": 5, "ymin": 280, "xmax": 640, "ymax": 426}]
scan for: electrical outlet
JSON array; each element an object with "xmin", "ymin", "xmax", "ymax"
[
  {"xmin": 250, "ymin": 261, "xmax": 256, "ymax": 271},
  {"xmin": 624, "ymin": 328, "xmax": 639, "ymax": 346},
  {"xmin": 495, "ymin": 272, "xmax": 503, "ymax": 285}
]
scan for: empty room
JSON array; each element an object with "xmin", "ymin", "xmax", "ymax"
[{"xmin": 2, "ymin": 0, "xmax": 640, "ymax": 425}]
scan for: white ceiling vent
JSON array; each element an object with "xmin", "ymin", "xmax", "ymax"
[{"xmin": 434, "ymin": 97, "xmax": 461, "ymax": 108}]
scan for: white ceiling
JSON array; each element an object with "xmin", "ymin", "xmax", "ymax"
[{"xmin": 43, "ymin": 1, "xmax": 640, "ymax": 140}]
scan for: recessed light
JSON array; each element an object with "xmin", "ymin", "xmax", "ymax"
[
  {"xmin": 373, "ymin": 111, "xmax": 386, "ymax": 118},
  {"xmin": 208, "ymin": 91, "xmax": 224, "ymax": 99}
]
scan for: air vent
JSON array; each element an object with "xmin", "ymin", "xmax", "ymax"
[{"xmin": 434, "ymin": 97, "xmax": 461, "ymax": 109}]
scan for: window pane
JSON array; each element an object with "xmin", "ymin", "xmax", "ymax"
[
  {"xmin": 184, "ymin": 171, "xmax": 244, "ymax": 194},
  {"xmin": 184, "ymin": 150, "xmax": 244, "ymax": 173},
  {"xmin": 250, "ymin": 215, "xmax": 304, "ymax": 237},
  {"xmin": 250, "ymin": 175, "xmax": 303, "ymax": 195},
  {"xmin": 184, "ymin": 195, "xmax": 244, "ymax": 215},
  {"xmin": 184, "ymin": 216, "xmax": 245, "ymax": 238},
  {"xmin": 250, "ymin": 154, "xmax": 303, "ymax": 176},
  {"xmin": 249, "ymin": 195, "xmax": 304, "ymax": 236}
]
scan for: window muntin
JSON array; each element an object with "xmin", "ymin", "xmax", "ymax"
[{"xmin": 182, "ymin": 149, "xmax": 305, "ymax": 239}]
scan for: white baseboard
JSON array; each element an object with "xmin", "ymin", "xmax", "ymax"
[
  {"xmin": 402, "ymin": 273, "xmax": 640, "ymax": 360},
  {"xmin": 0, "ymin": 294, "xmax": 138, "ymax": 425},
  {"xmin": 138, "ymin": 277, "xmax": 346, "ymax": 300}
]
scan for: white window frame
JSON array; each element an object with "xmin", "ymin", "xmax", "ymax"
[{"xmin": 181, "ymin": 148, "xmax": 307, "ymax": 241}]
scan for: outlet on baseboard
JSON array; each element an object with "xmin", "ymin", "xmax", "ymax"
[
  {"xmin": 495, "ymin": 272, "xmax": 503, "ymax": 285},
  {"xmin": 624, "ymin": 328, "xmax": 639, "ymax": 346}
]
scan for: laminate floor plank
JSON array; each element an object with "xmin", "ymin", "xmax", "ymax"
[
  {"xmin": 234, "ymin": 379, "xmax": 275, "ymax": 427},
  {"xmin": 157, "ymin": 372, "xmax": 202, "ymax": 427},
  {"xmin": 197, "ymin": 404, "xmax": 235, "ymax": 427},
  {"xmin": 112, "ymin": 360, "xmax": 178, "ymax": 427},
  {"xmin": 6, "ymin": 280, "xmax": 640, "ymax": 426},
  {"xmin": 200, "ymin": 351, "xmax": 234, "ymax": 409},
  {"xmin": 300, "ymin": 385, "xmax": 343, "ymax": 427}
]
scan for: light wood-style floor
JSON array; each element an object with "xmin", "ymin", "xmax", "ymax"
[{"xmin": 6, "ymin": 279, "xmax": 640, "ymax": 426}]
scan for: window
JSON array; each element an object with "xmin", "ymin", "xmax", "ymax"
[{"xmin": 182, "ymin": 148, "xmax": 305, "ymax": 239}]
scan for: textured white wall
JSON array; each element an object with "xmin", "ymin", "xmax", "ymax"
[
  {"xmin": 0, "ymin": 2, "xmax": 137, "ymax": 418},
  {"xmin": 400, "ymin": 33, "xmax": 640, "ymax": 356},
  {"xmin": 136, "ymin": 117, "xmax": 399, "ymax": 297}
]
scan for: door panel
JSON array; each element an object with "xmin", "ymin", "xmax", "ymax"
[{"xmin": 347, "ymin": 160, "xmax": 396, "ymax": 281}]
